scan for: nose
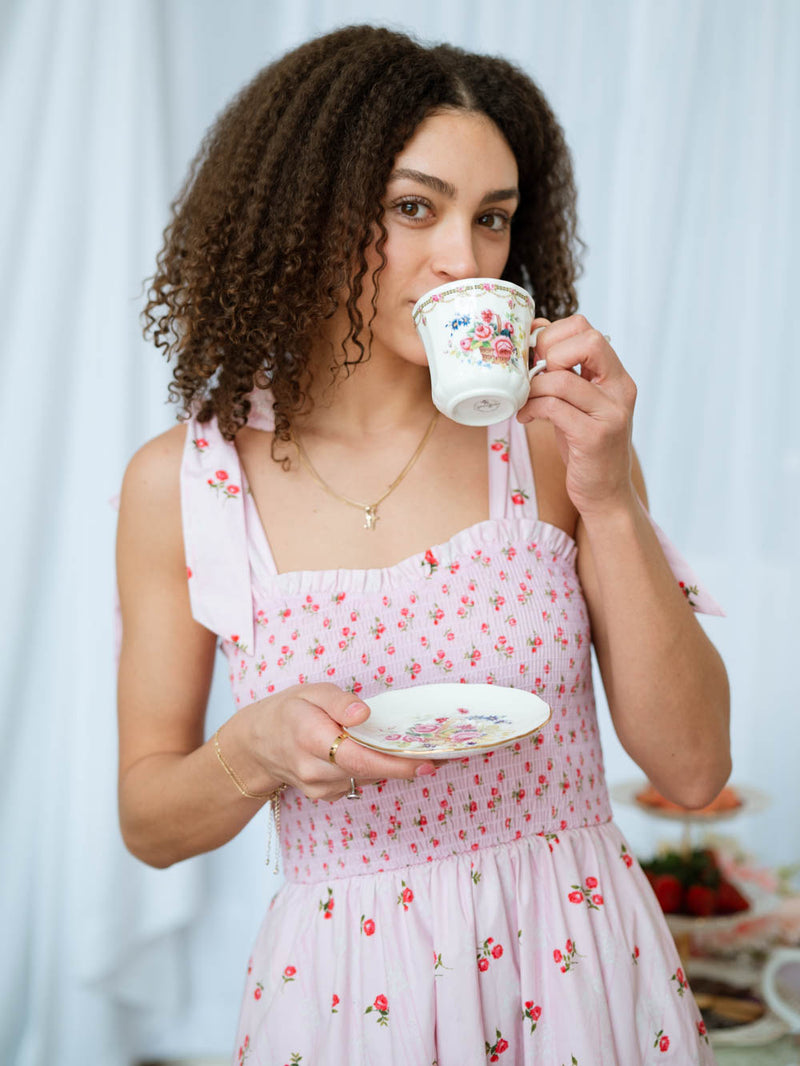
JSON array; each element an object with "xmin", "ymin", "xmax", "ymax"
[{"xmin": 430, "ymin": 220, "xmax": 480, "ymax": 281}]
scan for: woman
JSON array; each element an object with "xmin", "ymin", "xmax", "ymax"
[{"xmin": 117, "ymin": 24, "xmax": 729, "ymax": 1065}]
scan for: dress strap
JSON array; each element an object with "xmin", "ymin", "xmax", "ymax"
[
  {"xmin": 487, "ymin": 416, "xmax": 540, "ymax": 521},
  {"xmin": 180, "ymin": 416, "xmax": 256, "ymax": 654}
]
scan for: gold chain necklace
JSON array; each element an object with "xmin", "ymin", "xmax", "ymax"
[{"xmin": 292, "ymin": 409, "xmax": 440, "ymax": 530}]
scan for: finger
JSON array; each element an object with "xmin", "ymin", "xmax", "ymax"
[
  {"xmin": 329, "ymin": 734, "xmax": 437, "ymax": 781},
  {"xmin": 532, "ymin": 313, "xmax": 593, "ymax": 355},
  {"xmin": 300, "ymin": 682, "xmax": 372, "ymax": 728},
  {"xmin": 518, "ymin": 391, "xmax": 602, "ymax": 436},
  {"xmin": 539, "ymin": 325, "xmax": 622, "ymax": 384},
  {"xmin": 524, "ymin": 368, "xmax": 620, "ymax": 420}
]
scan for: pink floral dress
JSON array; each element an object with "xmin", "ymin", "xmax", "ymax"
[{"xmin": 180, "ymin": 391, "xmax": 723, "ymax": 1066}]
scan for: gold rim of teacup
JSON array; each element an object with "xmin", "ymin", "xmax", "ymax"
[{"xmin": 412, "ymin": 279, "xmax": 534, "ymax": 324}]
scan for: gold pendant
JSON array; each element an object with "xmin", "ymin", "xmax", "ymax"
[{"xmin": 364, "ymin": 505, "xmax": 378, "ymax": 530}]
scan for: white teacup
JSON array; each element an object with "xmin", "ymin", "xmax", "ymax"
[
  {"xmin": 412, "ymin": 278, "xmax": 546, "ymax": 426},
  {"xmin": 761, "ymin": 947, "xmax": 800, "ymax": 1032}
]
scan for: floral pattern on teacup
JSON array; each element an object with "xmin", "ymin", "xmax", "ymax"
[{"xmin": 448, "ymin": 307, "xmax": 523, "ymax": 370}]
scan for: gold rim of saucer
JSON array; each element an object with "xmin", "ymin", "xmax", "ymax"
[{"xmin": 347, "ymin": 705, "xmax": 553, "ymax": 758}]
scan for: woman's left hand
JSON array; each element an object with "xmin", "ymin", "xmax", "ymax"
[{"xmin": 519, "ymin": 314, "xmax": 638, "ymax": 518}]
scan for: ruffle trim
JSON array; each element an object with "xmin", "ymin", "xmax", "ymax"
[{"xmin": 251, "ymin": 516, "xmax": 577, "ymax": 599}]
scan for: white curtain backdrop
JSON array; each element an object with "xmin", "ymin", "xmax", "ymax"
[{"xmin": 1, "ymin": 0, "xmax": 797, "ymax": 1062}]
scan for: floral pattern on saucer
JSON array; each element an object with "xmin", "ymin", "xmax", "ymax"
[{"xmin": 354, "ymin": 712, "xmax": 522, "ymax": 754}]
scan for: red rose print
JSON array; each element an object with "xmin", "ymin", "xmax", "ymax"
[
  {"xmin": 492, "ymin": 336, "xmax": 514, "ymax": 361},
  {"xmin": 421, "ymin": 549, "xmax": 439, "ymax": 576},
  {"xmin": 364, "ymin": 992, "xmax": 390, "ymax": 1025},
  {"xmin": 284, "ymin": 966, "xmax": 296, "ymax": 977},
  {"xmin": 227, "ymin": 484, "xmax": 240, "ymax": 494},
  {"xmin": 362, "ymin": 918, "xmax": 375, "ymax": 936},
  {"xmin": 585, "ymin": 876, "xmax": 598, "ymax": 889},
  {"xmin": 478, "ymin": 957, "xmax": 489, "ymax": 972},
  {"xmin": 475, "ymin": 321, "xmax": 492, "ymax": 339},
  {"xmin": 525, "ymin": 1000, "xmax": 533, "ymax": 1009},
  {"xmin": 697, "ymin": 1019, "xmax": 707, "ymax": 1036},
  {"xmin": 491, "ymin": 943, "xmax": 503, "ymax": 959},
  {"xmin": 485, "ymin": 1028, "xmax": 509, "ymax": 1061},
  {"xmin": 331, "ymin": 993, "xmax": 339, "ymax": 1012},
  {"xmin": 397, "ymin": 883, "xmax": 414, "ymax": 909},
  {"xmin": 569, "ymin": 891, "xmax": 583, "ymax": 904},
  {"xmin": 215, "ymin": 470, "xmax": 228, "ymax": 481},
  {"xmin": 592, "ymin": 894, "xmax": 604, "ymax": 905},
  {"xmin": 319, "ymin": 887, "xmax": 334, "ymax": 918},
  {"xmin": 654, "ymin": 1029, "xmax": 670, "ymax": 1051},
  {"xmin": 553, "ymin": 949, "xmax": 562, "ymax": 963}
]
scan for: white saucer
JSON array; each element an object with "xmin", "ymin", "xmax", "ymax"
[{"xmin": 346, "ymin": 683, "xmax": 552, "ymax": 759}]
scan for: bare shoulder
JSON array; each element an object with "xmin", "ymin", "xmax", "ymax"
[
  {"xmin": 121, "ymin": 423, "xmax": 187, "ymax": 507},
  {"xmin": 118, "ymin": 423, "xmax": 188, "ymax": 569},
  {"xmin": 523, "ymin": 419, "xmax": 579, "ymax": 537}
]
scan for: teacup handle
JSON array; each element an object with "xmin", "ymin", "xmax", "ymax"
[
  {"xmin": 528, "ymin": 325, "xmax": 547, "ymax": 380},
  {"xmin": 761, "ymin": 947, "xmax": 800, "ymax": 1032}
]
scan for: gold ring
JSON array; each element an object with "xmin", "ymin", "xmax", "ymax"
[{"xmin": 328, "ymin": 732, "xmax": 348, "ymax": 765}]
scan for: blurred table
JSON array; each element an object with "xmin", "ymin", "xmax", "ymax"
[{"xmin": 715, "ymin": 1037, "xmax": 798, "ymax": 1064}]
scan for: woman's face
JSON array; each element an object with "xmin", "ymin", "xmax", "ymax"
[{"xmin": 340, "ymin": 109, "xmax": 520, "ymax": 368}]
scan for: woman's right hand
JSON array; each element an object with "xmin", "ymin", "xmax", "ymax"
[{"xmin": 232, "ymin": 683, "xmax": 438, "ymax": 801}]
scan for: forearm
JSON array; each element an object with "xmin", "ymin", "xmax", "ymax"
[
  {"xmin": 119, "ymin": 708, "xmax": 282, "ymax": 868},
  {"xmin": 580, "ymin": 496, "xmax": 731, "ymax": 807}
]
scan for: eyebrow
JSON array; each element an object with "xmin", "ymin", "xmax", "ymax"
[{"xmin": 389, "ymin": 168, "xmax": 520, "ymax": 206}]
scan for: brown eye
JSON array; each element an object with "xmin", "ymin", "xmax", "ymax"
[
  {"xmin": 393, "ymin": 198, "xmax": 433, "ymax": 221},
  {"xmin": 478, "ymin": 212, "xmax": 511, "ymax": 232}
]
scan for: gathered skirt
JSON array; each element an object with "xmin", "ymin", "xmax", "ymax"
[{"xmin": 233, "ymin": 820, "xmax": 716, "ymax": 1065}]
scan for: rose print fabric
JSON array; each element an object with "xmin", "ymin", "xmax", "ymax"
[{"xmin": 180, "ymin": 390, "xmax": 720, "ymax": 1065}]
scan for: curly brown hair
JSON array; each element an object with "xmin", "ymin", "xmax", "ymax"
[{"xmin": 143, "ymin": 24, "xmax": 583, "ymax": 446}]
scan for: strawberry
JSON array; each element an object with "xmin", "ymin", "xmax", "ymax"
[
  {"xmin": 685, "ymin": 884, "xmax": 717, "ymax": 917},
  {"xmin": 716, "ymin": 879, "xmax": 750, "ymax": 915},
  {"xmin": 652, "ymin": 874, "xmax": 683, "ymax": 914}
]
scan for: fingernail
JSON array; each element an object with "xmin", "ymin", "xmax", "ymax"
[
  {"xmin": 344, "ymin": 702, "xmax": 368, "ymax": 722},
  {"xmin": 415, "ymin": 763, "xmax": 436, "ymax": 777}
]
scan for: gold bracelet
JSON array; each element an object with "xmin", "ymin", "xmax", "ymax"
[{"xmin": 213, "ymin": 727, "xmax": 285, "ymax": 801}]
